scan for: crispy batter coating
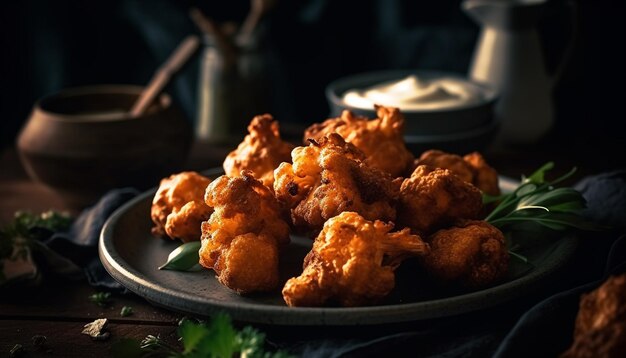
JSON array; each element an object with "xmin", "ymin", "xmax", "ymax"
[
  {"xmin": 304, "ymin": 105, "xmax": 414, "ymax": 177},
  {"xmin": 422, "ymin": 220, "xmax": 509, "ymax": 289},
  {"xmin": 417, "ymin": 150, "xmax": 474, "ymax": 183},
  {"xmin": 282, "ymin": 211, "xmax": 429, "ymax": 307},
  {"xmin": 274, "ymin": 133, "xmax": 400, "ymax": 233},
  {"xmin": 463, "ymin": 152, "xmax": 500, "ymax": 197},
  {"xmin": 417, "ymin": 150, "xmax": 500, "ymax": 196},
  {"xmin": 199, "ymin": 171, "xmax": 290, "ymax": 294},
  {"xmin": 150, "ymin": 171, "xmax": 213, "ymax": 242},
  {"xmin": 562, "ymin": 273, "xmax": 626, "ymax": 358},
  {"xmin": 223, "ymin": 114, "xmax": 295, "ymax": 188},
  {"xmin": 397, "ymin": 165, "xmax": 483, "ymax": 235}
]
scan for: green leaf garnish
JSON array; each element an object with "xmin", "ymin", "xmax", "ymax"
[
  {"xmin": 523, "ymin": 161, "xmax": 554, "ymax": 184},
  {"xmin": 177, "ymin": 313, "xmax": 239, "ymax": 358},
  {"xmin": 120, "ymin": 306, "xmax": 133, "ymax": 317},
  {"xmin": 158, "ymin": 241, "xmax": 202, "ymax": 271},
  {"xmin": 484, "ymin": 163, "xmax": 604, "ymax": 264},
  {"xmin": 485, "ymin": 163, "xmax": 594, "ymax": 230},
  {"xmin": 1, "ymin": 211, "xmax": 73, "ymax": 261},
  {"xmin": 199, "ymin": 314, "xmax": 238, "ymax": 358},
  {"xmin": 508, "ymin": 250, "xmax": 528, "ymax": 263},
  {"xmin": 179, "ymin": 318, "xmax": 212, "ymax": 355},
  {"xmin": 112, "ymin": 313, "xmax": 292, "ymax": 357},
  {"xmin": 89, "ymin": 292, "xmax": 111, "ymax": 307}
]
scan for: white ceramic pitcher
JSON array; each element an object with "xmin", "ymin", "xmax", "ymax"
[{"xmin": 463, "ymin": 0, "xmax": 574, "ymax": 144}]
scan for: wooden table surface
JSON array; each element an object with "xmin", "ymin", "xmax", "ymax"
[
  {"xmin": 1, "ymin": 137, "xmax": 624, "ymax": 357},
  {"xmin": 0, "ymin": 141, "xmax": 234, "ymax": 357}
]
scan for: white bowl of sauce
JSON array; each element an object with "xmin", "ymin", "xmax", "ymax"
[
  {"xmin": 342, "ymin": 74, "xmax": 485, "ymax": 112},
  {"xmin": 326, "ymin": 70, "xmax": 498, "ymax": 136}
]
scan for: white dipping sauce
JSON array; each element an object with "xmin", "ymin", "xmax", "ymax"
[{"xmin": 342, "ymin": 75, "xmax": 484, "ymax": 111}]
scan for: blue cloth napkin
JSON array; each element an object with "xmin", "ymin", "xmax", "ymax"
[
  {"xmin": 43, "ymin": 187, "xmax": 140, "ymax": 291},
  {"xmin": 35, "ymin": 170, "xmax": 626, "ymax": 357}
]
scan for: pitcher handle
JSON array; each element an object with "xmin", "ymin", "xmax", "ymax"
[{"xmin": 551, "ymin": 0, "xmax": 578, "ymax": 89}]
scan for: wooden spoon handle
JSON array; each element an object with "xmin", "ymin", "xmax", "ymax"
[
  {"xmin": 239, "ymin": 0, "xmax": 276, "ymax": 40},
  {"xmin": 189, "ymin": 8, "xmax": 236, "ymax": 65},
  {"xmin": 130, "ymin": 35, "xmax": 200, "ymax": 117}
]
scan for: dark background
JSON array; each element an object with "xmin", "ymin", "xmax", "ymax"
[{"xmin": 1, "ymin": 0, "xmax": 624, "ymax": 159}]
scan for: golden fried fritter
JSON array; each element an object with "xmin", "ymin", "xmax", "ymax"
[
  {"xmin": 463, "ymin": 152, "xmax": 500, "ymax": 197},
  {"xmin": 199, "ymin": 171, "xmax": 290, "ymax": 294},
  {"xmin": 304, "ymin": 105, "xmax": 414, "ymax": 177},
  {"xmin": 422, "ymin": 220, "xmax": 509, "ymax": 289},
  {"xmin": 282, "ymin": 211, "xmax": 429, "ymax": 307},
  {"xmin": 274, "ymin": 133, "xmax": 400, "ymax": 233},
  {"xmin": 417, "ymin": 150, "xmax": 474, "ymax": 183},
  {"xmin": 417, "ymin": 150, "xmax": 500, "ymax": 196},
  {"xmin": 562, "ymin": 273, "xmax": 626, "ymax": 358},
  {"xmin": 223, "ymin": 114, "xmax": 295, "ymax": 188},
  {"xmin": 397, "ymin": 165, "xmax": 483, "ymax": 235},
  {"xmin": 150, "ymin": 171, "xmax": 213, "ymax": 242}
]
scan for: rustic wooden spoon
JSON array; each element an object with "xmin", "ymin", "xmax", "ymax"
[
  {"xmin": 189, "ymin": 7, "xmax": 236, "ymax": 67},
  {"xmin": 239, "ymin": 0, "xmax": 276, "ymax": 41},
  {"xmin": 130, "ymin": 35, "xmax": 200, "ymax": 117}
]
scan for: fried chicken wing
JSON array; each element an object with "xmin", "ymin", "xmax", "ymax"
[
  {"xmin": 223, "ymin": 114, "xmax": 295, "ymax": 188},
  {"xmin": 150, "ymin": 171, "xmax": 213, "ymax": 242},
  {"xmin": 397, "ymin": 165, "xmax": 483, "ymax": 235},
  {"xmin": 304, "ymin": 105, "xmax": 414, "ymax": 177},
  {"xmin": 417, "ymin": 149, "xmax": 500, "ymax": 196},
  {"xmin": 562, "ymin": 273, "xmax": 626, "ymax": 358},
  {"xmin": 422, "ymin": 220, "xmax": 509, "ymax": 289},
  {"xmin": 274, "ymin": 133, "xmax": 400, "ymax": 233},
  {"xmin": 199, "ymin": 171, "xmax": 290, "ymax": 294},
  {"xmin": 282, "ymin": 211, "xmax": 429, "ymax": 307}
]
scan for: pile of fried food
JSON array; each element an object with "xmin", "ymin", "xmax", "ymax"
[
  {"xmin": 562, "ymin": 273, "xmax": 626, "ymax": 357},
  {"xmin": 150, "ymin": 106, "xmax": 509, "ymax": 307}
]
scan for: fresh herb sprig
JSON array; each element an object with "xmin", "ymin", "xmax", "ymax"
[
  {"xmin": 0, "ymin": 211, "xmax": 73, "ymax": 283},
  {"xmin": 112, "ymin": 313, "xmax": 292, "ymax": 358},
  {"xmin": 1, "ymin": 211, "xmax": 73, "ymax": 245},
  {"xmin": 485, "ymin": 162, "xmax": 596, "ymax": 231},
  {"xmin": 0, "ymin": 211, "xmax": 73, "ymax": 259}
]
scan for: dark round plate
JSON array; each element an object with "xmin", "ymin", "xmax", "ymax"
[{"xmin": 99, "ymin": 171, "xmax": 578, "ymax": 325}]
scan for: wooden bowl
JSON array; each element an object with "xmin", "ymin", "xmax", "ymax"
[{"xmin": 17, "ymin": 85, "xmax": 192, "ymax": 208}]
